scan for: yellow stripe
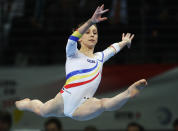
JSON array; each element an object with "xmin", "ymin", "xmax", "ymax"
[
  {"xmin": 65, "ymin": 63, "xmax": 101, "ymax": 85},
  {"xmin": 72, "ymin": 31, "xmax": 82, "ymax": 38}
]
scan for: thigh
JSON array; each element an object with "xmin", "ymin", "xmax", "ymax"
[
  {"xmin": 72, "ymin": 97, "xmax": 104, "ymax": 121},
  {"xmin": 42, "ymin": 92, "xmax": 65, "ymax": 117}
]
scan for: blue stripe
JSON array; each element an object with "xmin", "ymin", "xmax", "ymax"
[
  {"xmin": 101, "ymin": 52, "xmax": 104, "ymax": 62},
  {"xmin": 97, "ymin": 52, "xmax": 104, "ymax": 62},
  {"xmin": 69, "ymin": 36, "xmax": 79, "ymax": 42},
  {"xmin": 66, "ymin": 62, "xmax": 98, "ymax": 80}
]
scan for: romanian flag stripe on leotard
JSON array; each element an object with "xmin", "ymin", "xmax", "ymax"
[
  {"xmin": 66, "ymin": 62, "xmax": 98, "ymax": 80},
  {"xmin": 64, "ymin": 72, "xmax": 100, "ymax": 89},
  {"xmin": 69, "ymin": 31, "xmax": 82, "ymax": 42},
  {"xmin": 69, "ymin": 36, "xmax": 79, "ymax": 42},
  {"xmin": 65, "ymin": 63, "xmax": 101, "ymax": 85}
]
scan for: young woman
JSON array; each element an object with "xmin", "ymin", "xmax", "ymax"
[{"xmin": 15, "ymin": 5, "xmax": 147, "ymax": 121}]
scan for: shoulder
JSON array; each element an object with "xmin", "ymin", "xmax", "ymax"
[{"xmin": 94, "ymin": 52, "xmax": 104, "ymax": 63}]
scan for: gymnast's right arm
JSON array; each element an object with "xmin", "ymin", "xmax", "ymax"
[
  {"xmin": 66, "ymin": 19, "xmax": 93, "ymax": 57},
  {"xmin": 66, "ymin": 5, "xmax": 109, "ymax": 57}
]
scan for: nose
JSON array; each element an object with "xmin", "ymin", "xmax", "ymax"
[{"xmin": 90, "ymin": 32, "xmax": 94, "ymax": 37}]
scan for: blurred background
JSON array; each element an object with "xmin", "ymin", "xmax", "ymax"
[{"xmin": 0, "ymin": 0, "xmax": 178, "ymax": 130}]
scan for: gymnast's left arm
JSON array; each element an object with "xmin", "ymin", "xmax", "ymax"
[{"xmin": 102, "ymin": 33, "xmax": 135, "ymax": 63}]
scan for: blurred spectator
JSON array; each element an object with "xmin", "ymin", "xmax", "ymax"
[
  {"xmin": 127, "ymin": 122, "xmax": 144, "ymax": 131},
  {"xmin": 0, "ymin": 110, "xmax": 12, "ymax": 131},
  {"xmin": 84, "ymin": 125, "xmax": 98, "ymax": 131},
  {"xmin": 173, "ymin": 118, "xmax": 178, "ymax": 131},
  {"xmin": 44, "ymin": 117, "xmax": 62, "ymax": 131},
  {"xmin": 3, "ymin": 0, "xmax": 25, "ymax": 42}
]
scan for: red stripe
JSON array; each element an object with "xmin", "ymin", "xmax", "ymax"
[
  {"xmin": 110, "ymin": 46, "xmax": 117, "ymax": 54},
  {"xmin": 64, "ymin": 72, "xmax": 100, "ymax": 89},
  {"xmin": 60, "ymin": 90, "xmax": 64, "ymax": 93}
]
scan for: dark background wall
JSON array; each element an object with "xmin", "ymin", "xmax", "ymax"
[{"xmin": 0, "ymin": 0, "xmax": 178, "ymax": 66}]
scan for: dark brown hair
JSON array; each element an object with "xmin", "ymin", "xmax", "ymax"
[
  {"xmin": 44, "ymin": 117, "xmax": 62, "ymax": 130},
  {"xmin": 72, "ymin": 22, "xmax": 97, "ymax": 32}
]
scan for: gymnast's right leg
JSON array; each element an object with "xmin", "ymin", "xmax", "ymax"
[{"xmin": 15, "ymin": 93, "xmax": 65, "ymax": 117}]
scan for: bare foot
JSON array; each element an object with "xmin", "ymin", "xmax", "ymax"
[
  {"xmin": 127, "ymin": 79, "xmax": 147, "ymax": 98},
  {"xmin": 15, "ymin": 98, "xmax": 31, "ymax": 110}
]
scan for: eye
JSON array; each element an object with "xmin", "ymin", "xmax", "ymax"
[{"xmin": 93, "ymin": 30, "xmax": 97, "ymax": 35}]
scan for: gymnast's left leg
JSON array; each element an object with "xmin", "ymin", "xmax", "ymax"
[{"xmin": 72, "ymin": 79, "xmax": 147, "ymax": 121}]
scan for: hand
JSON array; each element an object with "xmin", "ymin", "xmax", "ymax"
[
  {"xmin": 91, "ymin": 4, "xmax": 109, "ymax": 24},
  {"xmin": 122, "ymin": 33, "xmax": 135, "ymax": 48}
]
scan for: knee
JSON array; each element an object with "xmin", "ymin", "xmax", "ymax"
[
  {"xmin": 99, "ymin": 98, "xmax": 107, "ymax": 111},
  {"xmin": 91, "ymin": 98, "xmax": 105, "ymax": 112},
  {"xmin": 100, "ymin": 98, "xmax": 110, "ymax": 111}
]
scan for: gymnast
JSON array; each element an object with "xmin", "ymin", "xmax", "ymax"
[{"xmin": 15, "ymin": 4, "xmax": 147, "ymax": 121}]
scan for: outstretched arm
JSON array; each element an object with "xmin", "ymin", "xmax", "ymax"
[
  {"xmin": 66, "ymin": 5, "xmax": 109, "ymax": 57},
  {"xmin": 103, "ymin": 33, "xmax": 135, "ymax": 63},
  {"xmin": 78, "ymin": 4, "xmax": 109, "ymax": 34}
]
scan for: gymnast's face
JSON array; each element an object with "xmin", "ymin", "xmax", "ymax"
[{"xmin": 79, "ymin": 25, "xmax": 98, "ymax": 49}]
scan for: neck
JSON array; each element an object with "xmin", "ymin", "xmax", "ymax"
[{"xmin": 79, "ymin": 44, "xmax": 94, "ymax": 58}]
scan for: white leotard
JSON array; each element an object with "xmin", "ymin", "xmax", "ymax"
[{"xmin": 60, "ymin": 31, "xmax": 120, "ymax": 117}]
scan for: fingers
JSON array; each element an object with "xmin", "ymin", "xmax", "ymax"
[
  {"xmin": 99, "ymin": 17, "xmax": 108, "ymax": 22},
  {"xmin": 123, "ymin": 33, "xmax": 135, "ymax": 40},
  {"xmin": 92, "ymin": 4, "xmax": 109, "ymax": 23},
  {"xmin": 95, "ymin": 5, "xmax": 104, "ymax": 13},
  {"xmin": 94, "ymin": 6, "xmax": 100, "ymax": 14},
  {"xmin": 130, "ymin": 34, "xmax": 135, "ymax": 40},
  {"xmin": 100, "ymin": 4, "xmax": 104, "ymax": 11},
  {"xmin": 98, "ymin": 4, "xmax": 104, "ymax": 12},
  {"xmin": 96, "ymin": 4, "xmax": 109, "ymax": 14},
  {"xmin": 96, "ymin": 9, "xmax": 109, "ymax": 15},
  {"xmin": 126, "ymin": 33, "xmax": 131, "ymax": 38},
  {"xmin": 122, "ymin": 33, "xmax": 125, "ymax": 39}
]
